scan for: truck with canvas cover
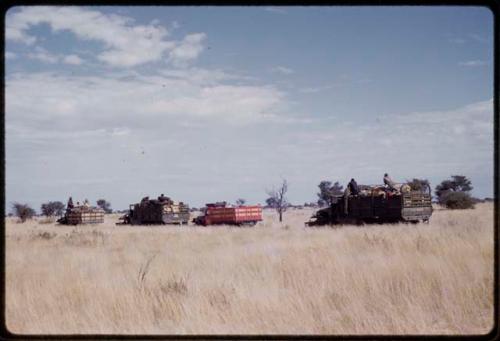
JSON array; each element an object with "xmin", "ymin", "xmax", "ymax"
[
  {"xmin": 118, "ymin": 194, "xmax": 190, "ymax": 225},
  {"xmin": 306, "ymin": 182, "xmax": 433, "ymax": 226},
  {"xmin": 193, "ymin": 202, "xmax": 262, "ymax": 226}
]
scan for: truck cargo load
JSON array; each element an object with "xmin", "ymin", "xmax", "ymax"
[
  {"xmin": 118, "ymin": 194, "xmax": 190, "ymax": 225},
  {"xmin": 306, "ymin": 182, "xmax": 432, "ymax": 226},
  {"xmin": 57, "ymin": 205, "xmax": 105, "ymax": 225},
  {"xmin": 193, "ymin": 202, "xmax": 262, "ymax": 226}
]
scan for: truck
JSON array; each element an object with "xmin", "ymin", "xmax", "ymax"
[
  {"xmin": 306, "ymin": 183, "xmax": 433, "ymax": 226},
  {"xmin": 118, "ymin": 194, "xmax": 190, "ymax": 225},
  {"xmin": 193, "ymin": 202, "xmax": 262, "ymax": 226},
  {"xmin": 57, "ymin": 206, "xmax": 105, "ymax": 225}
]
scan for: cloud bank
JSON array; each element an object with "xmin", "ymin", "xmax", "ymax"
[{"xmin": 6, "ymin": 6, "xmax": 206, "ymax": 67}]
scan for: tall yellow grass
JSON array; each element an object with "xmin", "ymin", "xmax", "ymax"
[{"xmin": 5, "ymin": 203, "xmax": 494, "ymax": 334}]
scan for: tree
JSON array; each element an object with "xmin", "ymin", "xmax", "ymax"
[
  {"xmin": 406, "ymin": 178, "xmax": 430, "ymax": 192},
  {"xmin": 266, "ymin": 179, "xmax": 289, "ymax": 222},
  {"xmin": 435, "ymin": 175, "xmax": 473, "ymax": 199},
  {"xmin": 97, "ymin": 199, "xmax": 112, "ymax": 213},
  {"xmin": 236, "ymin": 198, "xmax": 246, "ymax": 206},
  {"xmin": 12, "ymin": 203, "xmax": 36, "ymax": 222},
  {"xmin": 435, "ymin": 175, "xmax": 474, "ymax": 209},
  {"xmin": 40, "ymin": 201, "xmax": 65, "ymax": 217},
  {"xmin": 317, "ymin": 181, "xmax": 344, "ymax": 207}
]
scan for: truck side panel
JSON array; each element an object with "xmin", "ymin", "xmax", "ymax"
[
  {"xmin": 204, "ymin": 206, "xmax": 262, "ymax": 225},
  {"xmin": 234, "ymin": 206, "xmax": 262, "ymax": 223}
]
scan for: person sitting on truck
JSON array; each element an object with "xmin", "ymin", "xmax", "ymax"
[
  {"xmin": 383, "ymin": 173, "xmax": 397, "ymax": 191},
  {"xmin": 348, "ymin": 178, "xmax": 359, "ymax": 195}
]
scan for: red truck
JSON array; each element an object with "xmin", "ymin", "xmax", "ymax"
[{"xmin": 193, "ymin": 202, "xmax": 262, "ymax": 226}]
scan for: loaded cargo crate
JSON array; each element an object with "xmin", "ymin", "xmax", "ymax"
[{"xmin": 58, "ymin": 207, "xmax": 105, "ymax": 225}]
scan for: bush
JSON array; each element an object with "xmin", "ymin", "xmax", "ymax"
[
  {"xmin": 317, "ymin": 181, "xmax": 344, "ymax": 207},
  {"xmin": 97, "ymin": 199, "xmax": 112, "ymax": 213},
  {"xmin": 12, "ymin": 202, "xmax": 36, "ymax": 222},
  {"xmin": 435, "ymin": 175, "xmax": 473, "ymax": 204},
  {"xmin": 406, "ymin": 178, "xmax": 430, "ymax": 192},
  {"xmin": 440, "ymin": 191, "xmax": 475, "ymax": 209}
]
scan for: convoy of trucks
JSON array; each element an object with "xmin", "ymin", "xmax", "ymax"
[{"xmin": 57, "ymin": 179, "xmax": 434, "ymax": 226}]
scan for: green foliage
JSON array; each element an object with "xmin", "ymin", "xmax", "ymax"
[
  {"xmin": 440, "ymin": 191, "xmax": 475, "ymax": 209},
  {"xmin": 435, "ymin": 175, "xmax": 473, "ymax": 199},
  {"xmin": 40, "ymin": 201, "xmax": 65, "ymax": 217},
  {"xmin": 317, "ymin": 181, "xmax": 344, "ymax": 207},
  {"xmin": 97, "ymin": 199, "xmax": 112, "ymax": 213},
  {"xmin": 435, "ymin": 175, "xmax": 475, "ymax": 209},
  {"xmin": 406, "ymin": 178, "xmax": 430, "ymax": 191},
  {"xmin": 12, "ymin": 202, "xmax": 36, "ymax": 222}
]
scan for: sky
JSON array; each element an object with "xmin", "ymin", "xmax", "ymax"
[{"xmin": 5, "ymin": 6, "xmax": 495, "ymax": 212}]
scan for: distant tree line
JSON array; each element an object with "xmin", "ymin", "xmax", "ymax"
[
  {"xmin": 10, "ymin": 198, "xmax": 113, "ymax": 223},
  {"xmin": 8, "ymin": 174, "xmax": 486, "ymax": 224}
]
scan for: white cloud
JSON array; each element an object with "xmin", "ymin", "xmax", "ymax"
[
  {"xmin": 63, "ymin": 54, "xmax": 83, "ymax": 65},
  {"xmin": 169, "ymin": 33, "xmax": 207, "ymax": 67},
  {"xmin": 286, "ymin": 99, "xmax": 493, "ymax": 197},
  {"xmin": 459, "ymin": 60, "xmax": 488, "ymax": 67},
  {"xmin": 6, "ymin": 6, "xmax": 176, "ymax": 67},
  {"xmin": 5, "ymin": 51, "xmax": 17, "ymax": 59},
  {"xmin": 6, "ymin": 68, "xmax": 286, "ymax": 131},
  {"xmin": 25, "ymin": 46, "xmax": 84, "ymax": 65},
  {"xmin": 271, "ymin": 66, "xmax": 294, "ymax": 75},
  {"xmin": 26, "ymin": 46, "xmax": 59, "ymax": 63}
]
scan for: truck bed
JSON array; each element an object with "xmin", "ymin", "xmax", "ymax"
[{"xmin": 204, "ymin": 206, "xmax": 262, "ymax": 225}]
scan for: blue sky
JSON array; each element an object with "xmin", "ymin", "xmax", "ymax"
[{"xmin": 5, "ymin": 6, "xmax": 494, "ymax": 211}]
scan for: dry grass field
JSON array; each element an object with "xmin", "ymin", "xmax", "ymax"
[{"xmin": 5, "ymin": 203, "xmax": 494, "ymax": 335}]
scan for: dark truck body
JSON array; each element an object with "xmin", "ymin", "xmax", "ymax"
[
  {"xmin": 306, "ymin": 184, "xmax": 433, "ymax": 226},
  {"xmin": 193, "ymin": 204, "xmax": 262, "ymax": 226},
  {"xmin": 118, "ymin": 196, "xmax": 190, "ymax": 225}
]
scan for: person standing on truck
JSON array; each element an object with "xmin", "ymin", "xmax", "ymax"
[
  {"xmin": 348, "ymin": 178, "xmax": 359, "ymax": 195},
  {"xmin": 343, "ymin": 186, "xmax": 350, "ymax": 214},
  {"xmin": 384, "ymin": 173, "xmax": 397, "ymax": 191},
  {"xmin": 67, "ymin": 197, "xmax": 74, "ymax": 210}
]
